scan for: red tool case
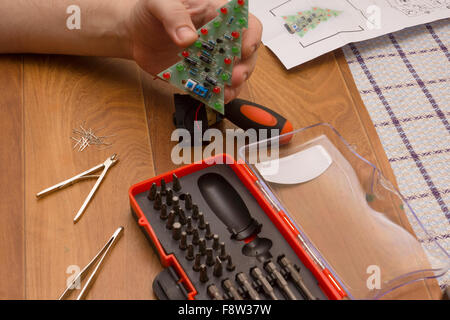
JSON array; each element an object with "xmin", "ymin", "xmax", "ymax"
[{"xmin": 129, "ymin": 154, "xmax": 345, "ymax": 300}]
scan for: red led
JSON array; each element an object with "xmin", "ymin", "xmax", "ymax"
[
  {"xmin": 238, "ymin": 0, "xmax": 245, "ymax": 5},
  {"xmin": 182, "ymin": 50, "xmax": 189, "ymax": 57},
  {"xmin": 224, "ymin": 57, "xmax": 232, "ymax": 65},
  {"xmin": 162, "ymin": 72, "xmax": 171, "ymax": 79},
  {"xmin": 213, "ymin": 87, "xmax": 221, "ymax": 94},
  {"xmin": 220, "ymin": 7, "xmax": 228, "ymax": 14},
  {"xmin": 201, "ymin": 28, "xmax": 208, "ymax": 35},
  {"xmin": 231, "ymin": 31, "xmax": 240, "ymax": 39}
]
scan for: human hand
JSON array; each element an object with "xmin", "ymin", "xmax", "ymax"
[{"xmin": 126, "ymin": 0, "xmax": 262, "ymax": 103}]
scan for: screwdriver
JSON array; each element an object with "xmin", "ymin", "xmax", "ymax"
[{"xmin": 224, "ymin": 99, "xmax": 293, "ymax": 142}]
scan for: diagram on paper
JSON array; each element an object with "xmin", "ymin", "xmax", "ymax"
[
  {"xmin": 250, "ymin": 0, "xmax": 450, "ymax": 69},
  {"xmin": 388, "ymin": 0, "xmax": 450, "ymax": 17},
  {"xmin": 282, "ymin": 8, "xmax": 341, "ymax": 38},
  {"xmin": 267, "ymin": 0, "xmax": 367, "ymax": 48}
]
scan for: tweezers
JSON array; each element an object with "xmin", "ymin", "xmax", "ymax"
[
  {"xmin": 59, "ymin": 226, "xmax": 124, "ymax": 300},
  {"xmin": 36, "ymin": 154, "xmax": 119, "ymax": 223}
]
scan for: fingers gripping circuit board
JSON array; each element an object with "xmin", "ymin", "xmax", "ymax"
[{"xmin": 157, "ymin": 0, "xmax": 249, "ymax": 114}]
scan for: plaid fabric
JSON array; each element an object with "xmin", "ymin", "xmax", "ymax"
[{"xmin": 343, "ymin": 18, "xmax": 450, "ymax": 288}]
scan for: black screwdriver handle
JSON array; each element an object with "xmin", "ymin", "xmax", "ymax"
[{"xmin": 224, "ymin": 99, "xmax": 293, "ymax": 139}]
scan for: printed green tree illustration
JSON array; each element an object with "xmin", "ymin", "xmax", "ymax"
[{"xmin": 283, "ymin": 7, "xmax": 341, "ymax": 37}]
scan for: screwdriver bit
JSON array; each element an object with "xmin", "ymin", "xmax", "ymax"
[
  {"xmin": 226, "ymin": 255, "xmax": 235, "ymax": 272},
  {"xmin": 198, "ymin": 212, "xmax": 206, "ymax": 230},
  {"xmin": 199, "ymin": 238, "xmax": 207, "ymax": 256},
  {"xmin": 192, "ymin": 204, "xmax": 199, "ymax": 220},
  {"xmin": 179, "ymin": 231, "xmax": 188, "ymax": 250},
  {"xmin": 278, "ymin": 255, "xmax": 316, "ymax": 300},
  {"xmin": 206, "ymin": 248, "xmax": 215, "ymax": 266},
  {"xmin": 251, "ymin": 267, "xmax": 278, "ymax": 300},
  {"xmin": 222, "ymin": 279, "xmax": 243, "ymax": 300},
  {"xmin": 219, "ymin": 242, "xmax": 227, "ymax": 260},
  {"xmin": 192, "ymin": 229, "xmax": 200, "ymax": 245},
  {"xmin": 172, "ymin": 196, "xmax": 179, "ymax": 207},
  {"xmin": 172, "ymin": 173, "xmax": 181, "ymax": 192},
  {"xmin": 264, "ymin": 261, "xmax": 297, "ymax": 300},
  {"xmin": 159, "ymin": 204, "xmax": 168, "ymax": 220},
  {"xmin": 193, "ymin": 253, "xmax": 202, "ymax": 272},
  {"xmin": 178, "ymin": 209, "xmax": 187, "ymax": 225},
  {"xmin": 204, "ymin": 222, "xmax": 213, "ymax": 240},
  {"xmin": 160, "ymin": 178, "xmax": 167, "ymax": 195},
  {"xmin": 147, "ymin": 183, "xmax": 157, "ymax": 201},
  {"xmin": 172, "ymin": 222, "xmax": 182, "ymax": 240},
  {"xmin": 166, "ymin": 188, "xmax": 173, "ymax": 205},
  {"xmin": 236, "ymin": 273, "xmax": 260, "ymax": 300},
  {"xmin": 153, "ymin": 192, "xmax": 162, "ymax": 210},
  {"xmin": 212, "ymin": 235, "xmax": 220, "ymax": 250},
  {"xmin": 207, "ymin": 284, "xmax": 224, "ymax": 300},
  {"xmin": 200, "ymin": 264, "xmax": 209, "ymax": 283},
  {"xmin": 213, "ymin": 257, "xmax": 223, "ymax": 277},
  {"xmin": 186, "ymin": 244, "xmax": 195, "ymax": 261},
  {"xmin": 166, "ymin": 210, "xmax": 176, "ymax": 229},
  {"xmin": 186, "ymin": 216, "xmax": 194, "ymax": 235},
  {"xmin": 185, "ymin": 193, "xmax": 193, "ymax": 210}
]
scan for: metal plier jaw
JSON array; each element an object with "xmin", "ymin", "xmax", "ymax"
[{"xmin": 36, "ymin": 154, "xmax": 119, "ymax": 223}]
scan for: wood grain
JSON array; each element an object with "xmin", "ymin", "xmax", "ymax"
[
  {"xmin": 0, "ymin": 55, "xmax": 24, "ymax": 299},
  {"xmin": 23, "ymin": 55, "xmax": 159, "ymax": 299}
]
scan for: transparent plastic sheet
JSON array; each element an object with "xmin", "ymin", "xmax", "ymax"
[{"xmin": 239, "ymin": 123, "xmax": 449, "ymax": 299}]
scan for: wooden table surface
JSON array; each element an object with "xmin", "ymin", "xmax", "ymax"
[{"xmin": 0, "ymin": 47, "xmax": 441, "ymax": 299}]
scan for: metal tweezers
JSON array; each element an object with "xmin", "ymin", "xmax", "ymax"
[
  {"xmin": 59, "ymin": 226, "xmax": 124, "ymax": 300},
  {"xmin": 36, "ymin": 154, "xmax": 119, "ymax": 223}
]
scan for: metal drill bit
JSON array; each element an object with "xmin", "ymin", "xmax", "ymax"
[
  {"xmin": 219, "ymin": 242, "xmax": 227, "ymax": 260},
  {"xmin": 200, "ymin": 264, "xmax": 209, "ymax": 283},
  {"xmin": 226, "ymin": 255, "xmax": 235, "ymax": 271},
  {"xmin": 199, "ymin": 238, "xmax": 207, "ymax": 256},
  {"xmin": 207, "ymin": 284, "xmax": 223, "ymax": 300},
  {"xmin": 212, "ymin": 234, "xmax": 220, "ymax": 250},
  {"xmin": 213, "ymin": 257, "xmax": 223, "ymax": 277},
  {"xmin": 222, "ymin": 279, "xmax": 243, "ymax": 300},
  {"xmin": 166, "ymin": 210, "xmax": 175, "ymax": 229},
  {"xmin": 153, "ymin": 192, "xmax": 162, "ymax": 210},
  {"xmin": 264, "ymin": 261, "xmax": 297, "ymax": 300},
  {"xmin": 236, "ymin": 273, "xmax": 260, "ymax": 300},
  {"xmin": 192, "ymin": 204, "xmax": 199, "ymax": 220},
  {"xmin": 186, "ymin": 244, "xmax": 195, "ymax": 261},
  {"xmin": 159, "ymin": 204, "xmax": 168, "ymax": 220},
  {"xmin": 172, "ymin": 222, "xmax": 182, "ymax": 240},
  {"xmin": 185, "ymin": 193, "xmax": 193, "ymax": 210},
  {"xmin": 192, "ymin": 229, "xmax": 200, "ymax": 245},
  {"xmin": 251, "ymin": 267, "xmax": 278, "ymax": 300},
  {"xmin": 172, "ymin": 173, "xmax": 181, "ymax": 192},
  {"xmin": 160, "ymin": 178, "xmax": 167, "ymax": 195},
  {"xmin": 178, "ymin": 209, "xmax": 187, "ymax": 225},
  {"xmin": 186, "ymin": 216, "xmax": 194, "ymax": 235},
  {"xmin": 198, "ymin": 212, "xmax": 206, "ymax": 230},
  {"xmin": 172, "ymin": 196, "xmax": 179, "ymax": 207},
  {"xmin": 206, "ymin": 248, "xmax": 215, "ymax": 266},
  {"xmin": 147, "ymin": 183, "xmax": 157, "ymax": 201},
  {"xmin": 205, "ymin": 222, "xmax": 213, "ymax": 240},
  {"xmin": 179, "ymin": 231, "xmax": 187, "ymax": 250},
  {"xmin": 166, "ymin": 188, "xmax": 173, "ymax": 205},
  {"xmin": 193, "ymin": 253, "xmax": 202, "ymax": 272},
  {"xmin": 278, "ymin": 255, "xmax": 315, "ymax": 300}
]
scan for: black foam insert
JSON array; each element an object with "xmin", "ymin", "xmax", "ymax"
[{"xmin": 134, "ymin": 164, "xmax": 327, "ymax": 300}]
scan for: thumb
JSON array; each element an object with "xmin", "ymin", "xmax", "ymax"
[{"xmin": 146, "ymin": 0, "xmax": 198, "ymax": 47}]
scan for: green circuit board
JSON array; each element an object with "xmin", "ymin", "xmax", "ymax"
[{"xmin": 158, "ymin": 0, "xmax": 249, "ymax": 114}]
